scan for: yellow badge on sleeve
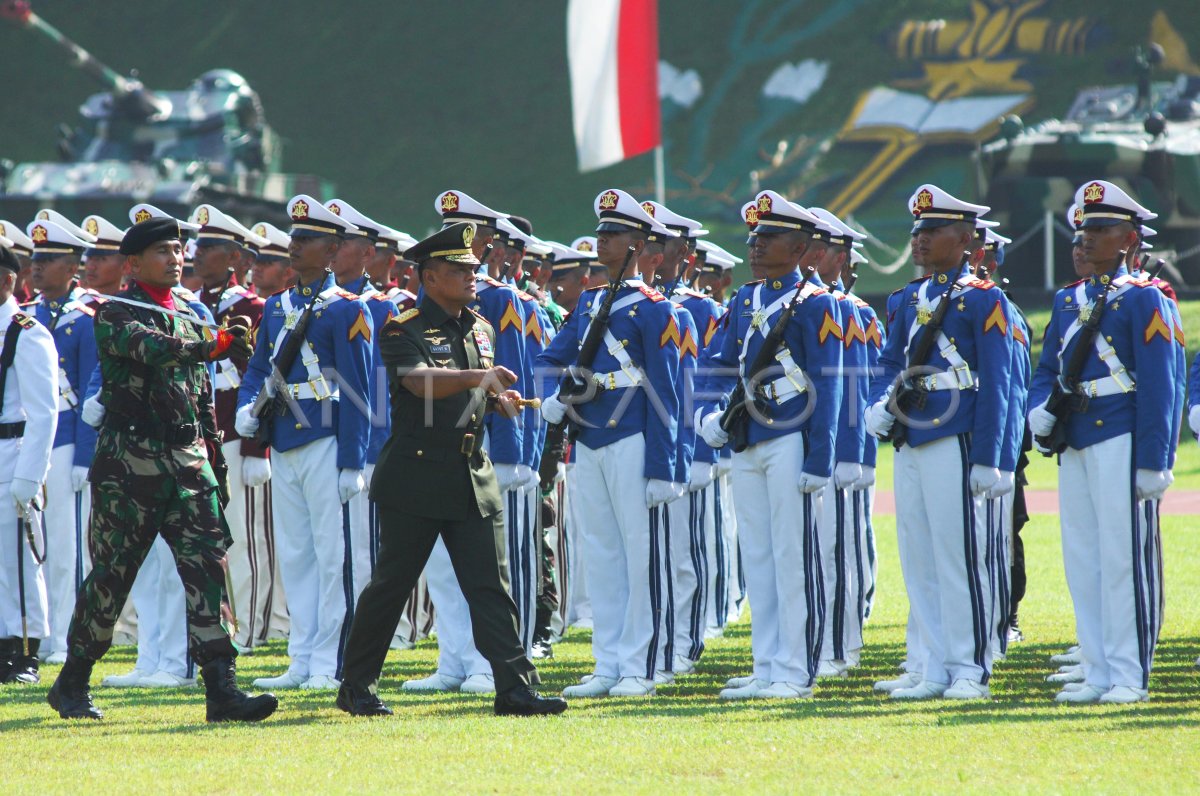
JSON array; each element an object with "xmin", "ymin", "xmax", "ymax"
[
  {"xmin": 659, "ymin": 316, "xmax": 681, "ymax": 349},
  {"xmin": 818, "ymin": 310, "xmax": 843, "ymax": 344},
  {"xmin": 1144, "ymin": 309, "xmax": 1171, "ymax": 344},
  {"xmin": 983, "ymin": 301, "xmax": 1008, "ymax": 336},
  {"xmin": 348, "ymin": 308, "xmax": 372, "ymax": 343},
  {"xmin": 679, "ymin": 327, "xmax": 698, "ymax": 360},
  {"xmin": 499, "ymin": 300, "xmax": 523, "ymax": 333}
]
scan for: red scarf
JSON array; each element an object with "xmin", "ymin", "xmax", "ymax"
[{"xmin": 136, "ymin": 281, "xmax": 175, "ymax": 309}]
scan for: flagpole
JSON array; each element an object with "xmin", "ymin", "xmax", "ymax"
[{"xmin": 654, "ymin": 145, "xmax": 665, "ymax": 204}]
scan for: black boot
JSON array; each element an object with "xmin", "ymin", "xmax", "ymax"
[
  {"xmin": 4, "ymin": 638, "xmax": 40, "ymax": 684},
  {"xmin": 531, "ymin": 608, "xmax": 553, "ymax": 659},
  {"xmin": 494, "ymin": 684, "xmax": 567, "ymax": 717},
  {"xmin": 0, "ymin": 638, "xmax": 16, "ymax": 682},
  {"xmin": 47, "ymin": 654, "xmax": 103, "ymax": 720},
  {"xmin": 201, "ymin": 657, "xmax": 278, "ymax": 723},
  {"xmin": 336, "ymin": 682, "xmax": 393, "ymax": 717}
]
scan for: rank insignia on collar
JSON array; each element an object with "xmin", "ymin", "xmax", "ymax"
[
  {"xmin": 936, "ymin": 273, "xmax": 948, "ymax": 284},
  {"xmin": 771, "ymin": 280, "xmax": 782, "ymax": 290}
]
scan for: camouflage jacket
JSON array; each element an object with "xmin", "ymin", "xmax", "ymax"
[{"xmin": 90, "ymin": 281, "xmax": 220, "ymax": 499}]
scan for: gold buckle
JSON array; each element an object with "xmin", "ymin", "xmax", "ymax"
[
  {"xmin": 308, "ymin": 375, "xmax": 330, "ymax": 400},
  {"xmin": 461, "ymin": 433, "xmax": 476, "ymax": 456}
]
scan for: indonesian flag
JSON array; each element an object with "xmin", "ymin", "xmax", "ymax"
[{"xmin": 567, "ymin": 0, "xmax": 661, "ymax": 172}]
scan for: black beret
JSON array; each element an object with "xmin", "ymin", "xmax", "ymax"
[{"xmin": 120, "ymin": 217, "xmax": 183, "ymax": 256}]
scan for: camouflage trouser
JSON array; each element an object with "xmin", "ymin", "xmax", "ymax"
[{"xmin": 67, "ymin": 478, "xmax": 237, "ymax": 666}]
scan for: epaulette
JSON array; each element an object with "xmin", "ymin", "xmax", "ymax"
[
  {"xmin": 745, "ymin": 279, "xmax": 765, "ymax": 286},
  {"xmin": 1063, "ymin": 278, "xmax": 1086, "ymax": 288},
  {"xmin": 17, "ymin": 300, "xmax": 36, "ymax": 310},
  {"xmin": 1128, "ymin": 278, "xmax": 1153, "ymax": 287},
  {"xmin": 479, "ymin": 275, "xmax": 505, "ymax": 288},
  {"xmin": 853, "ymin": 296, "xmax": 871, "ymax": 309},
  {"xmin": 172, "ymin": 286, "xmax": 199, "ymax": 302},
  {"xmin": 676, "ymin": 286, "xmax": 706, "ymax": 299},
  {"xmin": 469, "ymin": 307, "xmax": 493, "ymax": 327},
  {"xmin": 366, "ymin": 292, "xmax": 391, "ymax": 302},
  {"xmin": 967, "ymin": 277, "xmax": 996, "ymax": 289},
  {"xmin": 394, "ymin": 308, "xmax": 420, "ymax": 325},
  {"xmin": 637, "ymin": 284, "xmax": 665, "ymax": 302},
  {"xmin": 581, "ymin": 284, "xmax": 605, "ymax": 294},
  {"xmin": 13, "ymin": 312, "xmax": 37, "ymax": 330},
  {"xmin": 333, "ymin": 288, "xmax": 360, "ymax": 301},
  {"xmin": 514, "ymin": 288, "xmax": 536, "ymax": 302},
  {"xmin": 74, "ymin": 303, "xmax": 97, "ymax": 317}
]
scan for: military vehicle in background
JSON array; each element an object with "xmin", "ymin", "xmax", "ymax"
[
  {"xmin": 979, "ymin": 43, "xmax": 1200, "ymax": 285},
  {"xmin": 0, "ymin": 1, "xmax": 333, "ymax": 226}
]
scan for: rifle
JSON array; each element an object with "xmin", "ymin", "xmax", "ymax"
[
  {"xmin": 1035, "ymin": 280, "xmax": 1115, "ymax": 455},
  {"xmin": 550, "ymin": 245, "xmax": 637, "ymax": 443},
  {"xmin": 882, "ymin": 275, "xmax": 963, "ymax": 450},
  {"xmin": 844, "ymin": 272, "xmax": 859, "ymax": 295},
  {"xmin": 249, "ymin": 291, "xmax": 320, "ymax": 448},
  {"xmin": 718, "ymin": 267, "xmax": 815, "ymax": 453}
]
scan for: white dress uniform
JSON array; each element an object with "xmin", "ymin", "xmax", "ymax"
[{"xmin": 0, "ymin": 293, "xmax": 58, "ymax": 665}]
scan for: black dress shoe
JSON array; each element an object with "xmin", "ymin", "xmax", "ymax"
[
  {"xmin": 530, "ymin": 640, "xmax": 553, "ymax": 660},
  {"xmin": 494, "ymin": 685, "xmax": 567, "ymax": 717},
  {"xmin": 47, "ymin": 654, "xmax": 103, "ymax": 720},
  {"xmin": 337, "ymin": 683, "xmax": 393, "ymax": 717},
  {"xmin": 0, "ymin": 637, "xmax": 16, "ymax": 682},
  {"xmin": 201, "ymin": 657, "xmax": 278, "ymax": 723},
  {"xmin": 5, "ymin": 655, "xmax": 39, "ymax": 684}
]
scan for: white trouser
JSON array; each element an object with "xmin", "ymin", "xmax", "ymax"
[
  {"xmin": 43, "ymin": 444, "xmax": 91, "ymax": 653},
  {"xmin": 267, "ymin": 518, "xmax": 290, "ymax": 640},
  {"xmin": 1059, "ymin": 434, "xmax": 1162, "ymax": 691},
  {"xmin": 819, "ymin": 479, "xmax": 864, "ymax": 665},
  {"xmin": 854, "ymin": 486, "xmax": 877, "ymax": 622},
  {"xmin": 546, "ymin": 476, "xmax": 570, "ymax": 639},
  {"xmin": 717, "ymin": 468, "xmax": 744, "ymax": 622},
  {"xmin": 425, "ymin": 538, "xmax": 490, "ymax": 679},
  {"xmin": 664, "ymin": 489, "xmax": 706, "ymax": 664},
  {"xmin": 0, "ymin": 498, "xmax": 49, "ymax": 641},
  {"xmin": 893, "ymin": 435, "xmax": 993, "ymax": 686},
  {"xmin": 271, "ymin": 436, "xmax": 365, "ymax": 679},
  {"xmin": 349, "ymin": 462, "xmax": 379, "ymax": 589},
  {"xmin": 129, "ymin": 536, "xmax": 188, "ymax": 676},
  {"xmin": 563, "ymin": 464, "xmax": 592, "ymax": 628},
  {"xmin": 701, "ymin": 481, "xmax": 729, "ymax": 634},
  {"xmin": 573, "ymin": 433, "xmax": 666, "ymax": 680},
  {"xmin": 731, "ymin": 433, "xmax": 821, "ymax": 685},
  {"xmin": 221, "ymin": 441, "xmax": 277, "ymax": 649},
  {"xmin": 506, "ymin": 480, "xmax": 539, "ymax": 654},
  {"xmin": 986, "ymin": 493, "xmax": 1013, "ymax": 657}
]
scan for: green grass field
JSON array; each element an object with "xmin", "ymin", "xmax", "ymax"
[{"xmin": 3, "ymin": 515, "xmax": 1198, "ymax": 793}]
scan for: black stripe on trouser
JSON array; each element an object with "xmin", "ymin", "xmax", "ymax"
[
  {"xmin": 1129, "ymin": 459, "xmax": 1150, "ymax": 689},
  {"xmin": 260, "ymin": 481, "xmax": 275, "ymax": 644},
  {"xmin": 713, "ymin": 480, "xmax": 728, "ymax": 628},
  {"xmin": 1142, "ymin": 501, "xmax": 1158, "ymax": 676},
  {"xmin": 662, "ymin": 505, "xmax": 676, "ymax": 668},
  {"xmin": 369, "ymin": 497, "xmax": 379, "ymax": 574},
  {"xmin": 957, "ymin": 434, "xmax": 989, "ymax": 683},
  {"xmin": 832, "ymin": 487, "xmax": 847, "ymax": 661},
  {"xmin": 851, "ymin": 489, "xmax": 866, "ymax": 636},
  {"xmin": 688, "ymin": 489, "xmax": 708, "ymax": 661},
  {"xmin": 802, "ymin": 491, "xmax": 823, "ymax": 685},
  {"xmin": 1151, "ymin": 499, "xmax": 1165, "ymax": 635},
  {"xmin": 864, "ymin": 489, "xmax": 877, "ymax": 617},
  {"xmin": 994, "ymin": 499, "xmax": 1011, "ymax": 655},
  {"xmin": 336, "ymin": 502, "xmax": 355, "ymax": 680},
  {"xmin": 645, "ymin": 508, "xmax": 662, "ymax": 679},
  {"xmin": 506, "ymin": 490, "xmax": 523, "ymax": 642},
  {"xmin": 74, "ymin": 491, "xmax": 84, "ymax": 595},
  {"xmin": 557, "ymin": 480, "xmax": 570, "ymax": 629},
  {"xmin": 983, "ymin": 499, "xmax": 997, "ymax": 655},
  {"xmin": 242, "ymin": 484, "xmax": 259, "ymax": 646},
  {"xmin": 16, "ymin": 511, "xmax": 27, "ymax": 645},
  {"xmin": 522, "ymin": 491, "xmax": 534, "ymax": 652}
]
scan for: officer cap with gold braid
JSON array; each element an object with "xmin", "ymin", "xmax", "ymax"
[
  {"xmin": 189, "ymin": 204, "xmax": 268, "ymax": 251},
  {"xmin": 1073, "ymin": 179, "xmax": 1157, "ymax": 229},
  {"xmin": 33, "ymin": 208, "xmax": 97, "ymax": 245},
  {"xmin": 128, "ymin": 203, "xmax": 201, "ymax": 234},
  {"xmin": 594, "ymin": 188, "xmax": 678, "ymax": 243},
  {"xmin": 406, "ymin": 222, "xmax": 480, "ymax": 271},
  {"xmin": 809, "ymin": 207, "xmax": 867, "ymax": 249},
  {"xmin": 250, "ymin": 221, "xmax": 292, "ymax": 258},
  {"xmin": 325, "ymin": 198, "xmax": 382, "ymax": 243},
  {"xmin": 908, "ymin": 184, "xmax": 989, "ymax": 232},
  {"xmin": 27, "ymin": 219, "xmax": 91, "ymax": 260},
  {"xmin": 81, "ymin": 215, "xmax": 126, "ymax": 254},
  {"xmin": 750, "ymin": 190, "xmax": 821, "ymax": 238},
  {"xmin": 287, "ymin": 194, "xmax": 358, "ymax": 238},
  {"xmin": 0, "ymin": 220, "xmax": 34, "ymax": 257},
  {"xmin": 435, "ymin": 189, "xmax": 508, "ymax": 229}
]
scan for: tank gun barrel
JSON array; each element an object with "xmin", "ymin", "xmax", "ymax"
[{"xmin": 1, "ymin": 0, "xmax": 166, "ymax": 119}]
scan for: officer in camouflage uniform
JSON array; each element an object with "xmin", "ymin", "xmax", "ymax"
[{"xmin": 47, "ymin": 218, "xmax": 277, "ymax": 723}]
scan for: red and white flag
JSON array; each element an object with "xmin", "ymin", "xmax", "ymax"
[{"xmin": 567, "ymin": 0, "xmax": 661, "ymax": 172}]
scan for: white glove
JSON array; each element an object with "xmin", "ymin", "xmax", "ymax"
[
  {"xmin": 1189, "ymin": 405, "xmax": 1200, "ymax": 439},
  {"xmin": 698, "ymin": 412, "xmax": 729, "ymax": 448},
  {"xmin": 797, "ymin": 471, "xmax": 827, "ymax": 494},
  {"xmin": 1135, "ymin": 469, "xmax": 1172, "ymax": 501},
  {"xmin": 1027, "ymin": 401, "xmax": 1056, "ymax": 438},
  {"xmin": 715, "ymin": 457, "xmax": 733, "ymax": 477},
  {"xmin": 540, "ymin": 392, "xmax": 568, "ymax": 425},
  {"xmin": 11, "ymin": 478, "xmax": 40, "ymax": 512},
  {"xmin": 235, "ymin": 404, "xmax": 260, "ymax": 437},
  {"xmin": 689, "ymin": 463, "xmax": 716, "ymax": 492},
  {"xmin": 1032, "ymin": 439, "xmax": 1051, "ymax": 456},
  {"xmin": 71, "ymin": 466, "xmax": 90, "ymax": 493},
  {"xmin": 553, "ymin": 462, "xmax": 567, "ymax": 484},
  {"xmin": 645, "ymin": 479, "xmax": 685, "ymax": 508},
  {"xmin": 864, "ymin": 402, "xmax": 895, "ymax": 439},
  {"xmin": 833, "ymin": 462, "xmax": 862, "ymax": 489},
  {"xmin": 986, "ymin": 470, "xmax": 1015, "ymax": 499},
  {"xmin": 517, "ymin": 464, "xmax": 538, "ymax": 490},
  {"xmin": 338, "ymin": 469, "xmax": 365, "ymax": 503},
  {"xmin": 853, "ymin": 465, "xmax": 876, "ymax": 490},
  {"xmin": 242, "ymin": 456, "xmax": 272, "ymax": 488},
  {"xmin": 969, "ymin": 465, "xmax": 1000, "ymax": 496},
  {"xmin": 81, "ymin": 393, "xmax": 105, "ymax": 428},
  {"xmin": 494, "ymin": 463, "xmax": 522, "ymax": 493}
]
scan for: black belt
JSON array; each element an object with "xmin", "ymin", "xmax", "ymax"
[
  {"xmin": 105, "ymin": 413, "xmax": 199, "ymax": 445},
  {"xmin": 0, "ymin": 421, "xmax": 24, "ymax": 439}
]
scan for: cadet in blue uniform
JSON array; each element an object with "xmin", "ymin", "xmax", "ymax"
[
  {"xmin": 695, "ymin": 190, "xmax": 844, "ymax": 700},
  {"xmin": 864, "ymin": 185, "xmax": 1014, "ymax": 700},
  {"xmin": 540, "ymin": 189, "xmax": 682, "ymax": 698},
  {"xmin": 236, "ymin": 195, "xmax": 373, "ymax": 690},
  {"xmin": 1028, "ymin": 180, "xmax": 1180, "ymax": 704},
  {"xmin": 22, "ymin": 219, "xmax": 102, "ymax": 665}
]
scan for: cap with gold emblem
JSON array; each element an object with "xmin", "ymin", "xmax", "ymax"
[
  {"xmin": 751, "ymin": 190, "xmax": 821, "ymax": 238},
  {"xmin": 639, "ymin": 200, "xmax": 708, "ymax": 239},
  {"xmin": 405, "ymin": 222, "xmax": 480, "ymax": 268},
  {"xmin": 81, "ymin": 215, "xmax": 126, "ymax": 253},
  {"xmin": 0, "ymin": 220, "xmax": 34, "ymax": 257},
  {"xmin": 324, "ymin": 198, "xmax": 383, "ymax": 242},
  {"xmin": 27, "ymin": 219, "xmax": 91, "ymax": 259},
  {"xmin": 249, "ymin": 221, "xmax": 291, "ymax": 258},
  {"xmin": 741, "ymin": 200, "xmax": 760, "ymax": 232},
  {"xmin": 184, "ymin": 239, "xmax": 197, "ymax": 264},
  {"xmin": 808, "ymin": 207, "xmax": 867, "ymax": 249},
  {"xmin": 850, "ymin": 249, "xmax": 867, "ymax": 267},
  {"xmin": 570, "ymin": 235, "xmax": 597, "ymax": 253},
  {"xmin": 376, "ymin": 224, "xmax": 418, "ymax": 255},
  {"xmin": 1073, "ymin": 179, "xmax": 1156, "ymax": 229},
  {"xmin": 287, "ymin": 194, "xmax": 357, "ymax": 238},
  {"xmin": 498, "ymin": 217, "xmax": 552, "ymax": 256},
  {"xmin": 127, "ymin": 203, "xmax": 201, "ymax": 232},
  {"xmin": 33, "ymin": 208, "xmax": 97, "ymax": 244},
  {"xmin": 697, "ymin": 239, "xmax": 743, "ymax": 273},
  {"xmin": 547, "ymin": 240, "xmax": 598, "ymax": 274},
  {"xmin": 908, "ymin": 184, "xmax": 990, "ymax": 232},
  {"xmin": 435, "ymin": 189, "xmax": 508, "ymax": 229},
  {"xmin": 593, "ymin": 188, "xmax": 678, "ymax": 241},
  {"xmin": 188, "ymin": 204, "xmax": 267, "ymax": 251}
]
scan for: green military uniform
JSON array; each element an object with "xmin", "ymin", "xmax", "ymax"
[
  {"xmin": 339, "ymin": 295, "xmax": 538, "ymax": 694},
  {"xmin": 68, "ymin": 281, "xmax": 236, "ymax": 666}
]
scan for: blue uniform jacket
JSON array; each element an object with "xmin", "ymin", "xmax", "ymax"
[
  {"xmin": 1029, "ymin": 267, "xmax": 1179, "ymax": 471},
  {"xmin": 857, "ymin": 298, "xmax": 884, "ymax": 469},
  {"xmin": 675, "ymin": 289, "xmax": 724, "ymax": 470},
  {"xmin": 237, "ymin": 272, "xmax": 372, "ymax": 471},
  {"xmin": 999, "ymin": 301, "xmax": 1031, "ymax": 473},
  {"xmin": 471, "ymin": 275, "xmax": 528, "ymax": 467},
  {"xmin": 537, "ymin": 279, "xmax": 680, "ymax": 482},
  {"xmin": 867, "ymin": 265, "xmax": 1013, "ymax": 468},
  {"xmin": 518, "ymin": 290, "xmax": 552, "ymax": 473},
  {"xmin": 695, "ymin": 269, "xmax": 843, "ymax": 478},
  {"xmin": 344, "ymin": 276, "xmax": 400, "ymax": 466},
  {"xmin": 832, "ymin": 282, "xmax": 868, "ymax": 467}
]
